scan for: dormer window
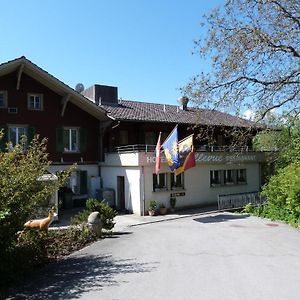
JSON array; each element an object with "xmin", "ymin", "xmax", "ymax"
[
  {"xmin": 0, "ymin": 91, "xmax": 7, "ymax": 108},
  {"xmin": 28, "ymin": 93, "xmax": 43, "ymax": 110}
]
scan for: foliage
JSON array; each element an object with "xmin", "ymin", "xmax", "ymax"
[
  {"xmin": 255, "ymin": 161, "xmax": 300, "ymax": 227},
  {"xmin": 254, "ymin": 120, "xmax": 300, "ymax": 168},
  {"xmin": 243, "ymin": 203, "xmax": 254, "ymax": 214},
  {"xmin": 148, "ymin": 200, "xmax": 157, "ymax": 211},
  {"xmin": 0, "ymin": 135, "xmax": 73, "ymax": 252},
  {"xmin": 184, "ymin": 0, "xmax": 300, "ymax": 127},
  {"xmin": 71, "ymin": 199, "xmax": 117, "ymax": 231},
  {"xmin": 0, "ymin": 230, "xmax": 48, "ymax": 290},
  {"xmin": 0, "ymin": 133, "xmax": 74, "ymax": 294},
  {"xmin": 0, "ymin": 225, "xmax": 97, "ymax": 292}
]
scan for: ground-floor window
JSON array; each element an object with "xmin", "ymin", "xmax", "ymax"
[
  {"xmin": 153, "ymin": 172, "xmax": 185, "ymax": 192},
  {"xmin": 8, "ymin": 126, "xmax": 27, "ymax": 146},
  {"xmin": 170, "ymin": 173, "xmax": 184, "ymax": 190},
  {"xmin": 153, "ymin": 173, "xmax": 167, "ymax": 191},
  {"xmin": 210, "ymin": 168, "xmax": 247, "ymax": 187}
]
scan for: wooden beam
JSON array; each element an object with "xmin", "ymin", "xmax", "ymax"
[
  {"xmin": 61, "ymin": 94, "xmax": 71, "ymax": 117},
  {"xmin": 16, "ymin": 64, "xmax": 24, "ymax": 90}
]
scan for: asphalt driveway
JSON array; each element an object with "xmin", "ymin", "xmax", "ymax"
[{"xmin": 6, "ymin": 212, "xmax": 300, "ymax": 300}]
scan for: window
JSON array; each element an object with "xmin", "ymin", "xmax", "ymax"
[
  {"xmin": 210, "ymin": 170, "xmax": 222, "ymax": 186},
  {"xmin": 8, "ymin": 126, "xmax": 27, "ymax": 146},
  {"xmin": 153, "ymin": 173, "xmax": 167, "ymax": 191},
  {"xmin": 28, "ymin": 94, "xmax": 43, "ymax": 110},
  {"xmin": 237, "ymin": 169, "xmax": 247, "ymax": 184},
  {"xmin": 224, "ymin": 169, "xmax": 235, "ymax": 185},
  {"xmin": 210, "ymin": 169, "xmax": 247, "ymax": 187},
  {"xmin": 64, "ymin": 128, "xmax": 79, "ymax": 152},
  {"xmin": 171, "ymin": 173, "xmax": 184, "ymax": 190},
  {"xmin": 0, "ymin": 91, "xmax": 7, "ymax": 108}
]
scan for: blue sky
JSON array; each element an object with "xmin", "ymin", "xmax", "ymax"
[{"xmin": 0, "ymin": 0, "xmax": 223, "ymax": 105}]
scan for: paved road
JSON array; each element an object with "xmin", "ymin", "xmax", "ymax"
[{"xmin": 7, "ymin": 212, "xmax": 300, "ymax": 300}]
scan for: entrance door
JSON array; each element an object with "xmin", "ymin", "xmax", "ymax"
[{"xmin": 117, "ymin": 176, "xmax": 125, "ymax": 210}]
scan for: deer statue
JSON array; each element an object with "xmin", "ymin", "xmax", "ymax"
[{"xmin": 23, "ymin": 208, "xmax": 55, "ymax": 233}]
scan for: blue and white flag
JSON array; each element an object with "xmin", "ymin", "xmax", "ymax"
[{"xmin": 162, "ymin": 125, "xmax": 180, "ymax": 171}]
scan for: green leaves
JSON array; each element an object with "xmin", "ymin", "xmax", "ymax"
[{"xmin": 0, "ymin": 134, "xmax": 73, "ymax": 251}]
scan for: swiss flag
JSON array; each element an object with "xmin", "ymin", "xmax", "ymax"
[{"xmin": 155, "ymin": 132, "xmax": 161, "ymax": 175}]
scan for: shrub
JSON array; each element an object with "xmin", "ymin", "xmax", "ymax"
[
  {"xmin": 71, "ymin": 199, "xmax": 117, "ymax": 231},
  {"xmin": 0, "ymin": 134, "xmax": 73, "ymax": 252},
  {"xmin": 0, "ymin": 230, "xmax": 48, "ymax": 289},
  {"xmin": 260, "ymin": 161, "xmax": 300, "ymax": 227}
]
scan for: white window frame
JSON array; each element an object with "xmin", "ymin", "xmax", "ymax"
[
  {"xmin": 63, "ymin": 127, "xmax": 79, "ymax": 153},
  {"xmin": 28, "ymin": 93, "xmax": 43, "ymax": 111},
  {"xmin": 224, "ymin": 169, "xmax": 235, "ymax": 185},
  {"xmin": 0, "ymin": 90, "xmax": 7, "ymax": 108},
  {"xmin": 8, "ymin": 125, "xmax": 28, "ymax": 147},
  {"xmin": 153, "ymin": 172, "xmax": 168, "ymax": 191},
  {"xmin": 170, "ymin": 172, "xmax": 184, "ymax": 190},
  {"xmin": 210, "ymin": 170, "xmax": 222, "ymax": 186}
]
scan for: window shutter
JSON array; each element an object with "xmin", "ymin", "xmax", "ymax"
[
  {"xmin": 0, "ymin": 124, "xmax": 8, "ymax": 151},
  {"xmin": 27, "ymin": 127, "xmax": 36, "ymax": 144},
  {"xmin": 80, "ymin": 127, "xmax": 87, "ymax": 153},
  {"xmin": 56, "ymin": 128, "xmax": 64, "ymax": 152}
]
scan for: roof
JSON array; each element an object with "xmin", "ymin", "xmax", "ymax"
[
  {"xmin": 0, "ymin": 56, "xmax": 109, "ymax": 121},
  {"xmin": 101, "ymin": 99, "xmax": 258, "ymax": 128}
]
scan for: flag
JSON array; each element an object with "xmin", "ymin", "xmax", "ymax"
[
  {"xmin": 175, "ymin": 134, "xmax": 196, "ymax": 176},
  {"xmin": 155, "ymin": 132, "xmax": 161, "ymax": 175},
  {"xmin": 162, "ymin": 125, "xmax": 180, "ymax": 172}
]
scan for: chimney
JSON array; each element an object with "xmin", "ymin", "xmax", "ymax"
[
  {"xmin": 82, "ymin": 84, "xmax": 118, "ymax": 106},
  {"xmin": 178, "ymin": 96, "xmax": 189, "ymax": 110}
]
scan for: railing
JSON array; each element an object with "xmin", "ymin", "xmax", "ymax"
[
  {"xmin": 113, "ymin": 144, "xmax": 156, "ymax": 153},
  {"xmin": 112, "ymin": 144, "xmax": 255, "ymax": 153},
  {"xmin": 218, "ymin": 191, "xmax": 266, "ymax": 210}
]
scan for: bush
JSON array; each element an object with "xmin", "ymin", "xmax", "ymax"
[
  {"xmin": 259, "ymin": 161, "xmax": 300, "ymax": 227},
  {"xmin": 0, "ymin": 135, "xmax": 73, "ymax": 252},
  {"xmin": 71, "ymin": 199, "xmax": 117, "ymax": 231},
  {"xmin": 0, "ymin": 230, "xmax": 48, "ymax": 289}
]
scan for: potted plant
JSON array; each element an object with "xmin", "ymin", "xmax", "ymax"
[
  {"xmin": 148, "ymin": 200, "xmax": 157, "ymax": 216},
  {"xmin": 170, "ymin": 197, "xmax": 176, "ymax": 213},
  {"xmin": 159, "ymin": 203, "xmax": 168, "ymax": 215}
]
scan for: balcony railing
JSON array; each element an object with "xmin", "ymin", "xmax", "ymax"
[{"xmin": 111, "ymin": 144, "xmax": 255, "ymax": 153}]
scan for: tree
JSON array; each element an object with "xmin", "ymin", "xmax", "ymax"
[
  {"xmin": 184, "ymin": 0, "xmax": 300, "ymax": 125},
  {"xmin": 254, "ymin": 119, "xmax": 300, "ymax": 166},
  {"xmin": 0, "ymin": 132, "xmax": 73, "ymax": 251}
]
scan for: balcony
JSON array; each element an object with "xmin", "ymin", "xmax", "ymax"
[
  {"xmin": 101, "ymin": 144, "xmax": 268, "ymax": 167},
  {"xmin": 111, "ymin": 144, "xmax": 256, "ymax": 154}
]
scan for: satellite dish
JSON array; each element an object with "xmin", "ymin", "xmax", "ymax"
[{"xmin": 75, "ymin": 83, "xmax": 85, "ymax": 93}]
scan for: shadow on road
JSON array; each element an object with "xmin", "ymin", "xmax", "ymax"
[
  {"xmin": 193, "ymin": 213, "xmax": 249, "ymax": 224},
  {"xmin": 7, "ymin": 254, "xmax": 157, "ymax": 300}
]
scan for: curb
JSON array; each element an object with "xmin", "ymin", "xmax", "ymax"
[{"xmin": 124, "ymin": 208, "xmax": 222, "ymax": 228}]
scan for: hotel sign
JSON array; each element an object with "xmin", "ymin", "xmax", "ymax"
[{"xmin": 141, "ymin": 152, "xmax": 265, "ymax": 165}]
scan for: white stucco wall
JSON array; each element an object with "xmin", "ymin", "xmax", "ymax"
[
  {"xmin": 99, "ymin": 152, "xmax": 264, "ymax": 215},
  {"xmin": 143, "ymin": 162, "xmax": 261, "ymax": 213},
  {"xmin": 100, "ymin": 166, "xmax": 141, "ymax": 214}
]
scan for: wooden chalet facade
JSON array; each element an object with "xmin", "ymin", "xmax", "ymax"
[{"xmin": 0, "ymin": 57, "xmax": 267, "ymax": 216}]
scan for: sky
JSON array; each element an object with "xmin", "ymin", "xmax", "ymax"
[{"xmin": 0, "ymin": 0, "xmax": 224, "ymax": 106}]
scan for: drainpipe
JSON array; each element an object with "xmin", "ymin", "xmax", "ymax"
[{"xmin": 141, "ymin": 166, "xmax": 145, "ymax": 216}]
